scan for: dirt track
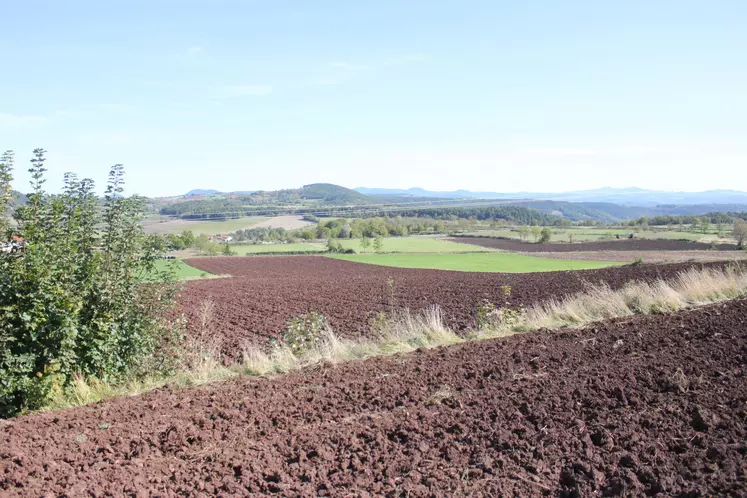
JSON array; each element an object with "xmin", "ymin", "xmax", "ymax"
[
  {"xmin": 2, "ymin": 298, "xmax": 745, "ymax": 496},
  {"xmin": 449, "ymin": 236, "xmax": 738, "ymax": 252},
  {"xmin": 179, "ymin": 257, "xmax": 730, "ymax": 358}
]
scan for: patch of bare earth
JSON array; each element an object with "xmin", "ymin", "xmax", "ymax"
[
  {"xmin": 1, "ymin": 299, "xmax": 745, "ymax": 496},
  {"xmin": 250, "ymin": 216, "xmax": 315, "ymax": 230}
]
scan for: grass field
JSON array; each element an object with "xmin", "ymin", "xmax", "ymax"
[
  {"xmin": 232, "ymin": 243, "xmax": 326, "ymax": 254},
  {"xmin": 142, "ymin": 215, "xmax": 269, "ymax": 235},
  {"xmin": 152, "ymin": 260, "xmax": 214, "ymax": 280},
  {"xmin": 329, "ymin": 252, "xmax": 622, "ymax": 273},
  {"xmin": 336, "ymin": 237, "xmax": 495, "ymax": 253}
]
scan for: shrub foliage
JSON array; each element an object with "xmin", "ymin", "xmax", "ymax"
[
  {"xmin": 0, "ymin": 149, "xmax": 178, "ymax": 417},
  {"xmin": 281, "ymin": 312, "xmax": 328, "ymax": 355}
]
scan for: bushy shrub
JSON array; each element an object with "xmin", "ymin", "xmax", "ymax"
[
  {"xmin": 0, "ymin": 149, "xmax": 178, "ymax": 417},
  {"xmin": 281, "ymin": 312, "xmax": 328, "ymax": 355}
]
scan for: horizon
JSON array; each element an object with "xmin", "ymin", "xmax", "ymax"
[{"xmin": 2, "ymin": 1, "xmax": 747, "ymax": 196}]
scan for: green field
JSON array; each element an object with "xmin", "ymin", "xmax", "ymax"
[
  {"xmin": 232, "ymin": 243, "xmax": 326, "ymax": 254},
  {"xmin": 151, "ymin": 259, "xmax": 213, "ymax": 280},
  {"xmin": 329, "ymin": 252, "xmax": 622, "ymax": 273},
  {"xmin": 142, "ymin": 215, "xmax": 269, "ymax": 235},
  {"xmin": 336, "ymin": 237, "xmax": 494, "ymax": 253}
]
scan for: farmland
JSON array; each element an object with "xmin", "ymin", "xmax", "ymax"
[
  {"xmin": 329, "ymin": 252, "xmax": 619, "ymax": 272},
  {"xmin": 472, "ymin": 226, "xmax": 735, "ymax": 244},
  {"xmin": 2, "ymin": 265, "xmax": 745, "ymax": 496},
  {"xmin": 152, "ymin": 259, "xmax": 214, "ymax": 280},
  {"xmin": 232, "ymin": 242, "xmax": 325, "ymax": 254},
  {"xmin": 335, "ymin": 236, "xmax": 495, "ymax": 253},
  {"xmin": 178, "ymin": 257, "xmax": 727, "ymax": 357},
  {"xmin": 449, "ymin": 236, "xmax": 737, "ymax": 252},
  {"xmin": 229, "ymin": 236, "xmax": 498, "ymax": 255},
  {"xmin": 141, "ymin": 215, "xmax": 269, "ymax": 235},
  {"xmin": 4, "ymin": 3, "xmax": 747, "ymax": 494}
]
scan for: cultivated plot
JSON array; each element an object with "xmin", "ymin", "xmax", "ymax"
[
  {"xmin": 4, "ymin": 298, "xmax": 744, "ymax": 496},
  {"xmin": 179, "ymin": 257, "xmax": 728, "ymax": 358}
]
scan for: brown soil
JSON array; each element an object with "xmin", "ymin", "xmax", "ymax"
[
  {"xmin": 449, "ymin": 236, "xmax": 738, "ymax": 252},
  {"xmin": 179, "ymin": 256, "xmax": 731, "ymax": 359},
  {"xmin": 2, "ymin": 298, "xmax": 745, "ymax": 496}
]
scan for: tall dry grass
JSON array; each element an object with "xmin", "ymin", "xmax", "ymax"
[{"xmin": 486, "ymin": 264, "xmax": 747, "ymax": 336}]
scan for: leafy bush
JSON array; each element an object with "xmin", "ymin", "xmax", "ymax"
[
  {"xmin": 281, "ymin": 312, "xmax": 328, "ymax": 355},
  {"xmin": 0, "ymin": 149, "xmax": 178, "ymax": 417}
]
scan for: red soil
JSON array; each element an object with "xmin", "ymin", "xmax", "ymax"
[
  {"xmin": 179, "ymin": 256, "xmax": 729, "ymax": 359},
  {"xmin": 2, "ymin": 298, "xmax": 745, "ymax": 496},
  {"xmin": 449, "ymin": 236, "xmax": 737, "ymax": 252}
]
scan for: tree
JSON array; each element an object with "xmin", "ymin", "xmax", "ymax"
[
  {"xmin": 221, "ymin": 243, "xmax": 233, "ymax": 255},
  {"xmin": 733, "ymin": 219, "xmax": 747, "ymax": 249},
  {"xmin": 180, "ymin": 230, "xmax": 195, "ymax": 248},
  {"xmin": 194, "ymin": 234, "xmax": 211, "ymax": 251},
  {"xmin": 518, "ymin": 226, "xmax": 530, "ymax": 241},
  {"xmin": 373, "ymin": 235, "xmax": 384, "ymax": 253},
  {"xmin": 0, "ymin": 151, "xmax": 14, "ymax": 234},
  {"xmin": 539, "ymin": 227, "xmax": 552, "ymax": 243},
  {"xmin": 359, "ymin": 235, "xmax": 371, "ymax": 251},
  {"xmin": 531, "ymin": 226, "xmax": 542, "ymax": 243},
  {"xmin": 701, "ymin": 219, "xmax": 710, "ymax": 234}
]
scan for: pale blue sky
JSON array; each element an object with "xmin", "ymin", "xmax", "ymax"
[{"xmin": 2, "ymin": 0, "xmax": 746, "ymax": 196}]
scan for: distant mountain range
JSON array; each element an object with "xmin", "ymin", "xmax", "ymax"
[
  {"xmin": 175, "ymin": 185, "xmax": 747, "ymax": 223},
  {"xmin": 353, "ymin": 187, "xmax": 747, "ymax": 206}
]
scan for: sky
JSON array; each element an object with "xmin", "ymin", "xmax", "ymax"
[{"xmin": 1, "ymin": 0, "xmax": 746, "ymax": 197}]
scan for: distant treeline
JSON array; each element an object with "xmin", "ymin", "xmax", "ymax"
[
  {"xmin": 627, "ymin": 212, "xmax": 747, "ymax": 226},
  {"xmin": 356, "ymin": 206, "xmax": 558, "ymax": 225}
]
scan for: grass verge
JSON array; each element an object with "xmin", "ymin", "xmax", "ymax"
[{"xmin": 45, "ymin": 264, "xmax": 747, "ymax": 413}]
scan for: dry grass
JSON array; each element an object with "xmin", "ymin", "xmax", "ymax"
[
  {"xmin": 45, "ymin": 264, "xmax": 747, "ymax": 412},
  {"xmin": 485, "ymin": 264, "xmax": 747, "ymax": 336}
]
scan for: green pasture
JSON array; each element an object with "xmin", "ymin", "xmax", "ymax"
[
  {"xmin": 150, "ymin": 259, "xmax": 213, "ymax": 280},
  {"xmin": 328, "ymin": 252, "xmax": 622, "ymax": 273}
]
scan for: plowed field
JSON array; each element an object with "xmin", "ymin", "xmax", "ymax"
[
  {"xmin": 449, "ymin": 236, "xmax": 737, "ymax": 252},
  {"xmin": 2, "ymin": 298, "xmax": 745, "ymax": 496},
  {"xmin": 180, "ymin": 257, "xmax": 728, "ymax": 358}
]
